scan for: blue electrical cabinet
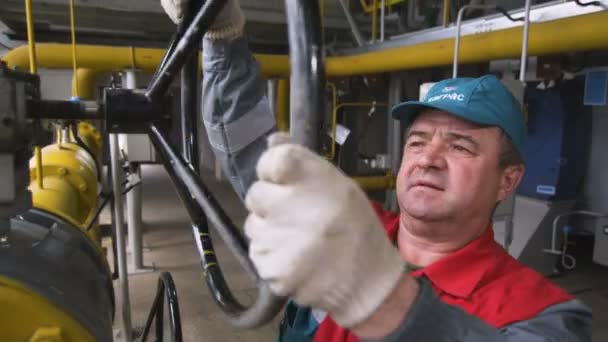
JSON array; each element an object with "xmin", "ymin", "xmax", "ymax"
[{"xmin": 517, "ymin": 78, "xmax": 592, "ymax": 200}]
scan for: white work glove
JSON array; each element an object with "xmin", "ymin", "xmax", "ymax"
[
  {"xmin": 244, "ymin": 133, "xmax": 405, "ymax": 328},
  {"xmin": 160, "ymin": 0, "xmax": 245, "ymax": 40}
]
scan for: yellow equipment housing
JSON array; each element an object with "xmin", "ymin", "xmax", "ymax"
[
  {"xmin": 0, "ymin": 121, "xmax": 114, "ymax": 342},
  {"xmin": 0, "ymin": 276, "xmax": 96, "ymax": 342},
  {"xmin": 28, "ymin": 122, "xmax": 103, "ymax": 244}
]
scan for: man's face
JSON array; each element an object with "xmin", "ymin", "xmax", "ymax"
[{"xmin": 396, "ymin": 110, "xmax": 521, "ymax": 231}]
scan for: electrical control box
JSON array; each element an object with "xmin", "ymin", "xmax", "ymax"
[{"xmin": 517, "ymin": 78, "xmax": 592, "ymax": 200}]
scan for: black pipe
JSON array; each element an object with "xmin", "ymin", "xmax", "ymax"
[
  {"xmin": 146, "ymin": 0, "xmax": 226, "ymax": 101},
  {"xmin": 149, "ymin": 123, "xmax": 252, "ymax": 276},
  {"xmin": 26, "ymin": 99, "xmax": 101, "ymax": 120},
  {"xmin": 178, "ymin": 2, "xmax": 245, "ymax": 317},
  {"xmin": 150, "ymin": 1, "xmax": 204, "ymax": 87},
  {"xmin": 181, "ymin": 51, "xmax": 200, "ymax": 170},
  {"xmin": 147, "ymin": 123, "xmax": 284, "ymax": 328},
  {"xmin": 140, "ymin": 272, "xmax": 183, "ymax": 342},
  {"xmin": 191, "ymin": 217, "xmax": 246, "ymax": 314},
  {"xmin": 284, "ymin": 0, "xmax": 326, "ymax": 151}
]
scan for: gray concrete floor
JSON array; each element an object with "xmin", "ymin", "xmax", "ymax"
[
  {"xmin": 109, "ymin": 164, "xmax": 607, "ymax": 341},
  {"xmin": 106, "ymin": 165, "xmax": 280, "ymax": 341}
]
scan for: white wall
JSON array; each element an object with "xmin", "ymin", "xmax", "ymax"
[
  {"xmin": 39, "ymin": 69, "xmax": 74, "ymax": 100},
  {"xmin": 1, "ymin": 48, "xmax": 75, "ymax": 99}
]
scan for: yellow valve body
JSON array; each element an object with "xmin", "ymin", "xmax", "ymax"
[
  {"xmin": 28, "ymin": 122, "xmax": 102, "ymax": 244},
  {"xmin": 0, "ymin": 276, "xmax": 95, "ymax": 342}
]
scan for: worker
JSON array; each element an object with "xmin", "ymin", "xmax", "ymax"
[{"xmin": 161, "ymin": 1, "xmax": 592, "ymax": 341}]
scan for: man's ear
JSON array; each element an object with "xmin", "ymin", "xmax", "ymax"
[{"xmin": 497, "ymin": 164, "xmax": 525, "ymax": 202}]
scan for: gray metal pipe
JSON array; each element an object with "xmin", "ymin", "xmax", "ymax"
[
  {"xmin": 519, "ymin": 0, "xmax": 532, "ymax": 82},
  {"xmin": 285, "ymin": 0, "xmax": 326, "ymax": 151},
  {"xmin": 123, "ymin": 70, "xmax": 145, "ymax": 272},
  {"xmin": 337, "ymin": 0, "xmax": 365, "ymax": 47},
  {"xmin": 267, "ymin": 79, "xmax": 277, "ymax": 118},
  {"xmin": 386, "ymin": 73, "xmax": 402, "ymax": 211},
  {"xmin": 380, "ymin": 0, "xmax": 386, "ymax": 42},
  {"xmin": 109, "ymin": 133, "xmax": 132, "ymax": 342}
]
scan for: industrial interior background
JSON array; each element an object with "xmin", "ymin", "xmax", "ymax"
[{"xmin": 0, "ymin": 0, "xmax": 608, "ymax": 341}]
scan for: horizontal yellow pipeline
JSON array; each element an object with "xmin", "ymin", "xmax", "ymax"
[
  {"xmin": 3, "ymin": 11, "xmax": 608, "ymax": 77},
  {"xmin": 354, "ymin": 173, "xmax": 396, "ymax": 191},
  {"xmin": 326, "ymin": 10, "xmax": 608, "ymax": 76},
  {"xmin": 3, "ymin": 43, "xmax": 290, "ymax": 78}
]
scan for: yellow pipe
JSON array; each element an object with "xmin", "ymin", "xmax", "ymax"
[
  {"xmin": 443, "ymin": 0, "xmax": 450, "ymax": 27},
  {"xmin": 326, "ymin": 10, "xmax": 608, "ymax": 76},
  {"xmin": 3, "ymin": 43, "xmax": 290, "ymax": 78},
  {"xmin": 276, "ymin": 78, "xmax": 290, "ymax": 132},
  {"xmin": 353, "ymin": 173, "xmax": 396, "ymax": 190},
  {"xmin": 24, "ymin": 0, "xmax": 37, "ymax": 74},
  {"xmin": 360, "ymin": 0, "xmax": 405, "ymax": 13},
  {"xmin": 320, "ymin": 0, "xmax": 325, "ymax": 31},
  {"xmin": 25, "ymin": 0, "xmax": 44, "ymax": 189},
  {"xmin": 69, "ymin": 0, "xmax": 79, "ymax": 96},
  {"xmin": 72, "ymin": 68, "xmax": 104, "ymax": 100},
  {"xmin": 371, "ymin": 0, "xmax": 378, "ymax": 42},
  {"xmin": 4, "ymin": 11, "xmax": 608, "ymax": 77}
]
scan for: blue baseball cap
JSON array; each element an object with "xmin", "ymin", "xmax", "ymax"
[{"xmin": 391, "ymin": 75, "xmax": 526, "ymax": 155}]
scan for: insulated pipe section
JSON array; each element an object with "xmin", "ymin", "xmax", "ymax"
[
  {"xmin": 285, "ymin": 0, "xmax": 327, "ymax": 151},
  {"xmin": 146, "ymin": 0, "xmax": 225, "ymax": 101},
  {"xmin": 147, "ymin": 124, "xmax": 284, "ymax": 328}
]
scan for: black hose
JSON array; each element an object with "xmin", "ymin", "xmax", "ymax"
[
  {"xmin": 495, "ymin": 6, "xmax": 525, "ymax": 22},
  {"xmin": 140, "ymin": 272, "xmax": 183, "ymax": 342},
  {"xmin": 573, "ymin": 0, "xmax": 604, "ymax": 7},
  {"xmin": 84, "ymin": 182, "xmax": 141, "ymax": 232},
  {"xmin": 148, "ymin": 123, "xmax": 285, "ymax": 328},
  {"xmin": 85, "ymin": 192, "xmax": 112, "ymax": 232}
]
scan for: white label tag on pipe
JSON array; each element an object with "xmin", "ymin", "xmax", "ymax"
[{"xmin": 329, "ymin": 124, "xmax": 351, "ymax": 146}]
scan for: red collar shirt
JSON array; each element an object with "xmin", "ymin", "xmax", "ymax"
[{"xmin": 313, "ymin": 204, "xmax": 590, "ymax": 342}]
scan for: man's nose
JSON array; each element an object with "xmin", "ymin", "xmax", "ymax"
[{"xmin": 417, "ymin": 142, "xmax": 446, "ymax": 170}]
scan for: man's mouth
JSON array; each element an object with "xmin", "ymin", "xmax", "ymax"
[{"xmin": 411, "ymin": 180, "xmax": 444, "ymax": 191}]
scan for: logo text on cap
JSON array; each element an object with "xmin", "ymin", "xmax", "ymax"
[{"xmin": 426, "ymin": 93, "xmax": 466, "ymax": 103}]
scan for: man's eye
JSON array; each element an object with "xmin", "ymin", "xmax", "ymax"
[
  {"xmin": 407, "ymin": 141, "xmax": 424, "ymax": 148},
  {"xmin": 451, "ymin": 144, "xmax": 470, "ymax": 153}
]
